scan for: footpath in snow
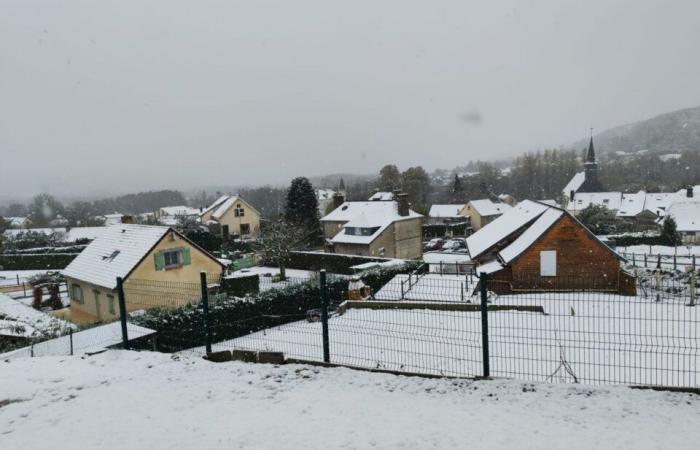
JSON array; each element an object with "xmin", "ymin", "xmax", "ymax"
[{"xmin": 1, "ymin": 351, "xmax": 699, "ymax": 449}]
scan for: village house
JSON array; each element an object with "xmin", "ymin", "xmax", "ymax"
[
  {"xmin": 562, "ymin": 135, "xmax": 606, "ymax": 205},
  {"xmin": 466, "ymin": 200, "xmax": 635, "ymax": 295},
  {"xmin": 321, "ymin": 194, "xmax": 423, "ymax": 259},
  {"xmin": 199, "ymin": 195, "xmax": 261, "ymax": 238},
  {"xmin": 428, "ymin": 204, "xmax": 466, "ymax": 224},
  {"xmin": 659, "ymin": 187, "xmax": 700, "ymax": 243},
  {"xmin": 62, "ymin": 224, "xmax": 224, "ymax": 324},
  {"xmin": 461, "ymin": 199, "xmax": 512, "ymax": 231},
  {"xmin": 155, "ymin": 205, "xmax": 201, "ymax": 226}
]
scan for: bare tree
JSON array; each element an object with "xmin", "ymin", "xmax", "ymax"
[{"xmin": 257, "ymin": 217, "xmax": 309, "ymax": 281}]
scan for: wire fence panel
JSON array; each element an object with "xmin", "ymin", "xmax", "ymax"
[
  {"xmin": 485, "ymin": 276, "xmax": 699, "ymax": 387},
  {"xmin": 114, "ymin": 268, "xmax": 699, "ymax": 388}
]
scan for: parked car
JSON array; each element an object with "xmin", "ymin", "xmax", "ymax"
[
  {"xmin": 424, "ymin": 238, "xmax": 444, "ymax": 251},
  {"xmin": 442, "ymin": 239, "xmax": 467, "ymax": 252}
]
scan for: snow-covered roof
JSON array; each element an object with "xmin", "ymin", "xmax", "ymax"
[
  {"xmin": 659, "ymin": 153, "xmax": 682, "ymax": 162},
  {"xmin": 466, "ymin": 200, "xmax": 549, "ymax": 259},
  {"xmin": 62, "ymin": 224, "xmax": 171, "ymax": 290},
  {"xmin": 323, "ymin": 201, "xmax": 422, "ymax": 245},
  {"xmin": 64, "ymin": 227, "xmax": 107, "ymax": 243},
  {"xmin": 368, "ymin": 192, "xmax": 394, "ymax": 201},
  {"xmin": 563, "ymin": 172, "xmax": 585, "ymax": 195},
  {"xmin": 201, "ymin": 195, "xmax": 259, "ymax": 221},
  {"xmin": 567, "ymin": 192, "xmax": 623, "ymax": 213},
  {"xmin": 316, "ymin": 189, "xmax": 338, "ymax": 200},
  {"xmin": 499, "ymin": 208, "xmax": 564, "ymax": 263},
  {"xmin": 422, "ymin": 252, "xmax": 471, "ymax": 264},
  {"xmin": 0, "ymin": 321, "xmax": 155, "ymax": 359},
  {"xmin": 643, "ymin": 193, "xmax": 675, "ymax": 216},
  {"xmin": 475, "ymin": 260, "xmax": 504, "ymax": 275},
  {"xmin": 468, "ymin": 199, "xmax": 512, "ymax": 217},
  {"xmin": 664, "ymin": 201, "xmax": 700, "ymax": 232},
  {"xmin": 159, "ymin": 206, "xmax": 200, "ymax": 216},
  {"xmin": 429, "ymin": 204, "xmax": 465, "ymax": 218},
  {"xmin": 617, "ymin": 192, "xmax": 647, "ymax": 217},
  {"xmin": 200, "ymin": 194, "xmax": 230, "ymax": 216}
]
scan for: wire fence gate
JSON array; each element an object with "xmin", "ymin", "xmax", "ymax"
[{"xmin": 108, "ymin": 267, "xmax": 700, "ymax": 389}]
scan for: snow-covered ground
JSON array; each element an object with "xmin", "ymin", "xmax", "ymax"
[
  {"xmin": 0, "ymin": 270, "xmax": 52, "ymax": 287},
  {"xmin": 374, "ymin": 273, "xmax": 478, "ymax": 302},
  {"xmin": 209, "ymin": 293, "xmax": 699, "ymax": 387},
  {"xmin": 617, "ymin": 246, "xmax": 700, "ymax": 270},
  {"xmin": 0, "ymin": 293, "xmax": 72, "ymax": 338},
  {"xmin": 1, "ymin": 351, "xmax": 698, "ymax": 449},
  {"xmin": 226, "ymin": 266, "xmax": 317, "ymax": 291}
]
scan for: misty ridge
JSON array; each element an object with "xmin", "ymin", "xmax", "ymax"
[{"xmin": 2, "ymin": 103, "xmax": 700, "ymax": 223}]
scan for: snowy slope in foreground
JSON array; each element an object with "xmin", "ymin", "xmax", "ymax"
[{"xmin": 1, "ymin": 351, "xmax": 699, "ymax": 450}]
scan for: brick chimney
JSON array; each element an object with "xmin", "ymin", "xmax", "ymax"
[
  {"xmin": 331, "ymin": 192, "xmax": 345, "ymax": 211},
  {"xmin": 396, "ymin": 193, "xmax": 409, "ymax": 217},
  {"xmin": 687, "ymin": 186, "xmax": 694, "ymax": 198}
]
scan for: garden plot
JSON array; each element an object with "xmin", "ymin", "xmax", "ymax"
[
  {"xmin": 373, "ymin": 273, "xmax": 479, "ymax": 302},
  {"xmin": 209, "ymin": 293, "xmax": 699, "ymax": 387}
]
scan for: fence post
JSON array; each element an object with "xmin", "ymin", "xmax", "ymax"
[
  {"xmin": 644, "ymin": 254, "xmax": 647, "ymax": 268},
  {"xmin": 440, "ymin": 261, "xmax": 443, "ymax": 275},
  {"xmin": 479, "ymin": 272, "xmax": 490, "ymax": 378},
  {"xmin": 460, "ymin": 282, "xmax": 464, "ymax": 302},
  {"xmin": 632, "ymin": 254, "xmax": 636, "ymax": 267},
  {"xmin": 674, "ymin": 255, "xmax": 677, "ymax": 271},
  {"xmin": 31, "ymin": 343, "xmax": 34, "ymax": 357},
  {"xmin": 69, "ymin": 328, "xmax": 74, "ymax": 356},
  {"xmin": 200, "ymin": 272, "xmax": 212, "ymax": 354},
  {"xmin": 693, "ymin": 255, "xmax": 696, "ymax": 272},
  {"xmin": 320, "ymin": 270, "xmax": 330, "ymax": 363},
  {"xmin": 689, "ymin": 270, "xmax": 697, "ymax": 307},
  {"xmin": 400, "ymin": 280, "xmax": 405, "ymax": 299},
  {"xmin": 116, "ymin": 277, "xmax": 129, "ymax": 350}
]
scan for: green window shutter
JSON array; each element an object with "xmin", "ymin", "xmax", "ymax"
[
  {"xmin": 79, "ymin": 287, "xmax": 84, "ymax": 304},
  {"xmin": 154, "ymin": 252, "xmax": 165, "ymax": 271},
  {"xmin": 182, "ymin": 248, "xmax": 192, "ymax": 265}
]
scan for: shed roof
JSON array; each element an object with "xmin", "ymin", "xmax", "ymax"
[
  {"xmin": 429, "ymin": 204, "xmax": 465, "ymax": 218},
  {"xmin": 468, "ymin": 199, "xmax": 512, "ymax": 216}
]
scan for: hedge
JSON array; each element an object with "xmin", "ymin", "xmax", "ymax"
[
  {"xmin": 286, "ymin": 251, "xmax": 404, "ymax": 275},
  {"xmin": 0, "ymin": 253, "xmax": 78, "ymax": 270},
  {"xmin": 605, "ymin": 234, "xmax": 665, "ymax": 247},
  {"xmin": 422, "ymin": 222, "xmax": 470, "ymax": 239},
  {"xmin": 130, "ymin": 262, "xmax": 419, "ymax": 352},
  {"xmin": 220, "ymin": 274, "xmax": 260, "ymax": 297}
]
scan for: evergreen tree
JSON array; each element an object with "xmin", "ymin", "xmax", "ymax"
[
  {"xmin": 577, "ymin": 204, "xmax": 631, "ymax": 235},
  {"xmin": 338, "ymin": 177, "xmax": 346, "ymax": 191},
  {"xmin": 285, "ymin": 177, "xmax": 322, "ymax": 242},
  {"xmin": 661, "ymin": 216, "xmax": 681, "ymax": 246},
  {"xmin": 401, "ymin": 166, "xmax": 430, "ymax": 214},
  {"xmin": 451, "ymin": 174, "xmax": 464, "ymax": 202}
]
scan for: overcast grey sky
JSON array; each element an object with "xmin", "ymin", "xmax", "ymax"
[{"xmin": 2, "ymin": 0, "xmax": 700, "ymax": 198}]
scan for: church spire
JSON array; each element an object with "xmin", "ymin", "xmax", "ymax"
[{"xmin": 585, "ymin": 128, "xmax": 596, "ymax": 163}]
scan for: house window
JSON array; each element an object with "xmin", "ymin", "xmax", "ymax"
[
  {"xmin": 163, "ymin": 249, "xmax": 181, "ymax": 267},
  {"xmin": 107, "ymin": 295, "xmax": 116, "ymax": 314},
  {"xmin": 71, "ymin": 284, "xmax": 84, "ymax": 304},
  {"xmin": 234, "ymin": 206, "xmax": 245, "ymax": 217},
  {"xmin": 540, "ymin": 250, "xmax": 557, "ymax": 277},
  {"xmin": 155, "ymin": 247, "xmax": 192, "ymax": 270}
]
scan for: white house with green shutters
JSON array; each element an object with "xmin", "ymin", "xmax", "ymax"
[{"xmin": 62, "ymin": 224, "xmax": 224, "ymax": 324}]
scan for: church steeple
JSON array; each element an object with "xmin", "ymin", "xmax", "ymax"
[
  {"xmin": 585, "ymin": 134, "xmax": 596, "ymax": 164},
  {"xmin": 578, "ymin": 129, "xmax": 605, "ymax": 192}
]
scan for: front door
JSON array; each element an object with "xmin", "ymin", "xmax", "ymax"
[{"xmin": 240, "ymin": 223, "xmax": 250, "ymax": 235}]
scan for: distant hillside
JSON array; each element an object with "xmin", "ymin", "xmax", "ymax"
[{"xmin": 573, "ymin": 106, "xmax": 700, "ymax": 155}]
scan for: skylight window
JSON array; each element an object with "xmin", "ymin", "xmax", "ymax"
[{"xmin": 102, "ymin": 250, "xmax": 120, "ymax": 262}]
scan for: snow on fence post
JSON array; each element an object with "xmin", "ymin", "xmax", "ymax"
[
  {"xmin": 479, "ymin": 272, "xmax": 490, "ymax": 378},
  {"xmin": 116, "ymin": 277, "xmax": 129, "ymax": 350},
  {"xmin": 319, "ymin": 270, "xmax": 330, "ymax": 363},
  {"xmin": 200, "ymin": 272, "xmax": 212, "ymax": 354}
]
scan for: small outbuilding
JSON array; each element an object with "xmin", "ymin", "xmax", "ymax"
[{"xmin": 466, "ymin": 200, "xmax": 635, "ymax": 295}]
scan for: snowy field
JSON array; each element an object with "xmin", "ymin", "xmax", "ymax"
[
  {"xmin": 1, "ymin": 351, "xmax": 698, "ymax": 450},
  {"xmin": 210, "ymin": 293, "xmax": 699, "ymax": 387}
]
